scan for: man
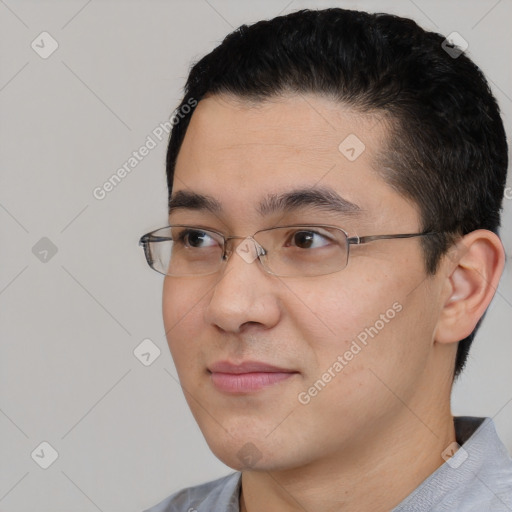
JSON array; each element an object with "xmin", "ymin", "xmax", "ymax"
[{"xmin": 140, "ymin": 7, "xmax": 512, "ymax": 511}]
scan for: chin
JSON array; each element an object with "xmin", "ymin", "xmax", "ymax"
[
  {"xmin": 202, "ymin": 429, "xmax": 304, "ymax": 473},
  {"xmin": 212, "ymin": 446, "xmax": 281, "ymax": 472}
]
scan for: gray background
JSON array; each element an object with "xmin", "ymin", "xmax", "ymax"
[{"xmin": 0, "ymin": 0, "xmax": 510, "ymax": 510}]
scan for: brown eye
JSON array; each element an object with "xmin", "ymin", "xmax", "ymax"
[
  {"xmin": 288, "ymin": 230, "xmax": 331, "ymax": 249},
  {"xmin": 178, "ymin": 229, "xmax": 217, "ymax": 248}
]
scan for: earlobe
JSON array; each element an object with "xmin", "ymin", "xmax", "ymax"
[{"xmin": 434, "ymin": 230, "xmax": 505, "ymax": 345}]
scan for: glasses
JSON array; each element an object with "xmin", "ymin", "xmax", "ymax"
[{"xmin": 139, "ymin": 224, "xmax": 436, "ymax": 278}]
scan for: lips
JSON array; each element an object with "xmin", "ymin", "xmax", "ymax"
[{"xmin": 208, "ymin": 360, "xmax": 299, "ymax": 393}]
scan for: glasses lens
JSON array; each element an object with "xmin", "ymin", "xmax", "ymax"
[
  {"xmin": 146, "ymin": 226, "xmax": 224, "ymax": 276},
  {"xmin": 255, "ymin": 226, "xmax": 349, "ymax": 277},
  {"xmin": 143, "ymin": 225, "xmax": 349, "ymax": 277}
]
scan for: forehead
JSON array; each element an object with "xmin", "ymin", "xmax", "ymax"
[
  {"xmin": 178, "ymin": 93, "xmax": 383, "ymax": 167},
  {"xmin": 172, "ymin": 94, "xmax": 418, "ymax": 229}
]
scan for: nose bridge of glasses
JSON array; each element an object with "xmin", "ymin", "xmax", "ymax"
[{"xmin": 225, "ymin": 235, "xmax": 265, "ymax": 265}]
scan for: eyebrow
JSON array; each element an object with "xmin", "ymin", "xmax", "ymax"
[{"xmin": 168, "ymin": 187, "xmax": 362, "ymax": 217}]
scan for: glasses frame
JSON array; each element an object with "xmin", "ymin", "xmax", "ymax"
[{"xmin": 139, "ymin": 224, "xmax": 437, "ymax": 277}]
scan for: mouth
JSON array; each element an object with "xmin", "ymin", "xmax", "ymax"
[{"xmin": 208, "ymin": 360, "xmax": 299, "ymax": 393}]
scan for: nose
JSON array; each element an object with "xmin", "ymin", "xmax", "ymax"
[{"xmin": 204, "ymin": 238, "xmax": 281, "ymax": 333}]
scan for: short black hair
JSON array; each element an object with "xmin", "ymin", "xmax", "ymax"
[{"xmin": 165, "ymin": 8, "xmax": 508, "ymax": 378}]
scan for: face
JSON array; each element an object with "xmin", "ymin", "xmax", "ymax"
[{"xmin": 163, "ymin": 94, "xmax": 445, "ymax": 472}]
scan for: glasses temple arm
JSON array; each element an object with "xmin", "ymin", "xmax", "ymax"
[{"xmin": 348, "ymin": 232, "xmax": 437, "ymax": 245}]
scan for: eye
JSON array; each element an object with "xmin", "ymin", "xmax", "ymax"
[
  {"xmin": 176, "ymin": 229, "xmax": 219, "ymax": 249},
  {"xmin": 287, "ymin": 230, "xmax": 332, "ymax": 249}
]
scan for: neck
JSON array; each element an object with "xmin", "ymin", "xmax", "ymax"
[{"xmin": 240, "ymin": 406, "xmax": 456, "ymax": 512}]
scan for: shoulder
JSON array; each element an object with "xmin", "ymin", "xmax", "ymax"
[
  {"xmin": 392, "ymin": 417, "xmax": 512, "ymax": 511},
  {"xmin": 142, "ymin": 472, "xmax": 242, "ymax": 512}
]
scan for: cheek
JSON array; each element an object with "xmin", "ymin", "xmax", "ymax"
[
  {"xmin": 162, "ymin": 276, "xmax": 210, "ymax": 325},
  {"xmin": 283, "ymin": 277, "xmax": 386, "ymax": 344},
  {"xmin": 287, "ymin": 277, "xmax": 434, "ymax": 433},
  {"xmin": 284, "ymin": 272, "xmax": 423, "ymax": 373},
  {"xmin": 162, "ymin": 277, "xmax": 209, "ymax": 364}
]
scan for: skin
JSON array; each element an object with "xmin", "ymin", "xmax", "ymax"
[{"xmin": 162, "ymin": 93, "xmax": 504, "ymax": 511}]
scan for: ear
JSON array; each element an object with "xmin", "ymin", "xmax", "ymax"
[{"xmin": 434, "ymin": 230, "xmax": 505, "ymax": 344}]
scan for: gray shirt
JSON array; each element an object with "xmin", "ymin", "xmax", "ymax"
[{"xmin": 144, "ymin": 417, "xmax": 512, "ymax": 511}]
